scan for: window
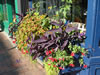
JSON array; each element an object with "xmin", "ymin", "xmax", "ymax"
[{"xmin": 32, "ymin": 0, "xmax": 88, "ymax": 23}]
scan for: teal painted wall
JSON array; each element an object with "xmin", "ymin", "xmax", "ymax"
[
  {"xmin": 0, "ymin": 0, "xmax": 13, "ymax": 33},
  {"xmin": 3, "ymin": 21, "xmax": 9, "ymax": 33},
  {"xmin": 0, "ymin": 0, "xmax": 4, "ymax": 31},
  {"xmin": 0, "ymin": 0, "xmax": 3, "ymax": 13},
  {"xmin": 5, "ymin": 0, "xmax": 13, "ymax": 33}
]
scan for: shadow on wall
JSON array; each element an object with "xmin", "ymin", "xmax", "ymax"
[{"xmin": 0, "ymin": 13, "xmax": 5, "ymax": 32}]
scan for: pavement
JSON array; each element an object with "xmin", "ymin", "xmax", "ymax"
[{"xmin": 0, "ymin": 32, "xmax": 46, "ymax": 75}]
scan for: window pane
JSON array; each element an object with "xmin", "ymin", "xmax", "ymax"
[{"xmin": 71, "ymin": 0, "xmax": 87, "ymax": 23}]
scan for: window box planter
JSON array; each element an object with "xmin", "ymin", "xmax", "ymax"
[{"xmin": 8, "ymin": 5, "xmax": 88, "ymax": 75}]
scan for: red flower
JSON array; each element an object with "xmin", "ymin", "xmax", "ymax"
[
  {"xmin": 51, "ymin": 59, "xmax": 54, "ymax": 62},
  {"xmin": 46, "ymin": 51, "xmax": 49, "ymax": 55},
  {"xmin": 49, "ymin": 51, "xmax": 52, "ymax": 54},
  {"xmin": 51, "ymin": 58, "xmax": 54, "ymax": 62},
  {"xmin": 81, "ymin": 53, "xmax": 85, "ymax": 56},
  {"xmin": 69, "ymin": 64, "xmax": 75, "ymax": 67},
  {"xmin": 83, "ymin": 65, "xmax": 87, "ymax": 68},
  {"xmin": 54, "ymin": 58, "xmax": 57, "ymax": 62},
  {"xmin": 48, "ymin": 57, "xmax": 51, "ymax": 60},
  {"xmin": 71, "ymin": 52, "xmax": 75, "ymax": 56},
  {"xmin": 21, "ymin": 50, "xmax": 25, "ymax": 54},
  {"xmin": 48, "ymin": 57, "xmax": 54, "ymax": 62},
  {"xmin": 59, "ymin": 58, "xmax": 62, "ymax": 61},
  {"xmin": 48, "ymin": 57, "xmax": 52, "ymax": 60},
  {"xmin": 12, "ymin": 40, "xmax": 16, "ymax": 44},
  {"xmin": 62, "ymin": 58, "xmax": 64, "ymax": 61},
  {"xmin": 59, "ymin": 67, "xmax": 63, "ymax": 70},
  {"xmin": 53, "ymin": 65, "xmax": 57, "ymax": 67},
  {"xmin": 52, "ymin": 48, "xmax": 54, "ymax": 52},
  {"xmin": 26, "ymin": 50, "xmax": 29, "ymax": 53},
  {"xmin": 48, "ymin": 64, "xmax": 51, "ymax": 65},
  {"xmin": 48, "ymin": 57, "xmax": 54, "ymax": 61}
]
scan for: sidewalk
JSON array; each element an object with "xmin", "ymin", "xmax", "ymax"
[{"xmin": 0, "ymin": 32, "xmax": 46, "ymax": 75}]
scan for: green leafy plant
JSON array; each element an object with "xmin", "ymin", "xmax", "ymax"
[
  {"xmin": 44, "ymin": 60, "xmax": 59, "ymax": 75},
  {"xmin": 54, "ymin": 0, "xmax": 72, "ymax": 20},
  {"xmin": 31, "ymin": 0, "xmax": 72, "ymax": 20}
]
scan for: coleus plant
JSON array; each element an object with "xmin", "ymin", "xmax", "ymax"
[
  {"xmin": 8, "ymin": 7, "xmax": 59, "ymax": 52},
  {"xmin": 15, "ymin": 10, "xmax": 52, "ymax": 52}
]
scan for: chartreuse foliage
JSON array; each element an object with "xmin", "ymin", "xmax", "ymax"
[
  {"xmin": 44, "ymin": 60, "xmax": 59, "ymax": 75},
  {"xmin": 15, "ymin": 11, "xmax": 49, "ymax": 51}
]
